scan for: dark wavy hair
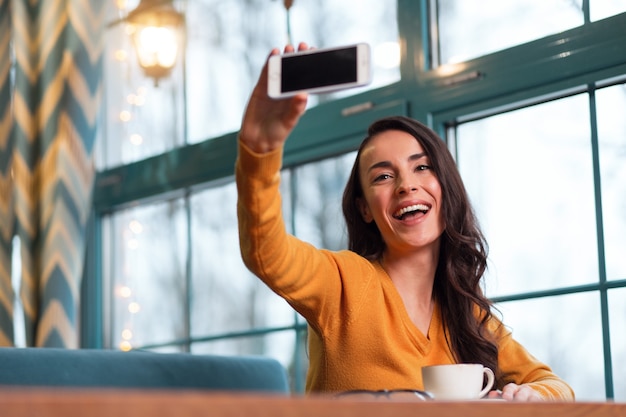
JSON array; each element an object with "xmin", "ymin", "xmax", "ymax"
[{"xmin": 341, "ymin": 116, "xmax": 501, "ymax": 384}]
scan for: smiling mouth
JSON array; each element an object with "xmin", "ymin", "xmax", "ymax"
[{"xmin": 393, "ymin": 204, "xmax": 430, "ymax": 220}]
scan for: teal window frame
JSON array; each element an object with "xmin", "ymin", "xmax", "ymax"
[{"xmin": 83, "ymin": 0, "xmax": 626, "ymax": 398}]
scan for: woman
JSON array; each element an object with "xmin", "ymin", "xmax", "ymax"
[{"xmin": 236, "ymin": 43, "xmax": 574, "ymax": 401}]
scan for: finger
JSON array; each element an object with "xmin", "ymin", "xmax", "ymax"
[
  {"xmin": 500, "ymin": 383, "xmax": 520, "ymax": 401},
  {"xmin": 250, "ymin": 47, "xmax": 280, "ymax": 101},
  {"xmin": 486, "ymin": 390, "xmax": 503, "ymax": 399},
  {"xmin": 502, "ymin": 384, "xmax": 542, "ymax": 402},
  {"xmin": 262, "ymin": 47, "xmax": 281, "ymax": 65},
  {"xmin": 514, "ymin": 386, "xmax": 542, "ymax": 402}
]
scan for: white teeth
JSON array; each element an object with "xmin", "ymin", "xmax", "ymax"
[{"xmin": 394, "ymin": 204, "xmax": 429, "ymax": 217}]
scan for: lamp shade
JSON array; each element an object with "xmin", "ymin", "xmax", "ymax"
[{"xmin": 126, "ymin": 0, "xmax": 185, "ymax": 85}]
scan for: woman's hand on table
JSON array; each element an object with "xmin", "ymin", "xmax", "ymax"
[{"xmin": 488, "ymin": 383, "xmax": 542, "ymax": 401}]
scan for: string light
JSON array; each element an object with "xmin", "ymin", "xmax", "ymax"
[
  {"xmin": 114, "ymin": 49, "xmax": 128, "ymax": 61},
  {"xmin": 116, "ymin": 285, "xmax": 133, "ymax": 298},
  {"xmin": 122, "ymin": 329, "xmax": 133, "ymax": 340},
  {"xmin": 129, "ymin": 134, "xmax": 143, "ymax": 145},
  {"xmin": 119, "ymin": 110, "xmax": 132, "ymax": 122},
  {"xmin": 129, "ymin": 219, "xmax": 144, "ymax": 234}
]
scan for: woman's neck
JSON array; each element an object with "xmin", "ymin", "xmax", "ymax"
[
  {"xmin": 381, "ymin": 243, "xmax": 439, "ymax": 290},
  {"xmin": 380, "ymin": 248, "xmax": 439, "ymax": 334}
]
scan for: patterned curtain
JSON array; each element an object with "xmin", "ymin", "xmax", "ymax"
[
  {"xmin": 0, "ymin": 0, "xmax": 103, "ymax": 347},
  {"xmin": 0, "ymin": 0, "xmax": 14, "ymax": 346}
]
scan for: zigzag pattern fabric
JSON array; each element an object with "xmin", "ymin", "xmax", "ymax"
[
  {"xmin": 0, "ymin": 0, "xmax": 15, "ymax": 346},
  {"xmin": 0, "ymin": 0, "xmax": 104, "ymax": 347}
]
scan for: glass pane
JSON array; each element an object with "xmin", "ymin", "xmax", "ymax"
[
  {"xmin": 11, "ymin": 236, "xmax": 25, "ymax": 347},
  {"xmin": 293, "ymin": 152, "xmax": 356, "ymax": 250},
  {"xmin": 456, "ymin": 94, "xmax": 598, "ymax": 296},
  {"xmin": 105, "ymin": 200, "xmax": 188, "ymax": 350},
  {"xmin": 437, "ymin": 0, "xmax": 584, "ymax": 64},
  {"xmin": 185, "ymin": 0, "xmax": 400, "ymax": 143},
  {"xmin": 609, "ymin": 288, "xmax": 626, "ymax": 401},
  {"xmin": 591, "ymin": 1, "xmax": 626, "ymax": 21},
  {"xmin": 596, "ymin": 84, "xmax": 626, "ymax": 281},
  {"xmin": 99, "ymin": 1, "xmax": 186, "ymax": 170},
  {"xmin": 495, "ymin": 293, "xmax": 605, "ymax": 401},
  {"xmin": 190, "ymin": 174, "xmax": 295, "ymax": 341}
]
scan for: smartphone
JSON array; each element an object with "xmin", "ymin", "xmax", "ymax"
[{"xmin": 267, "ymin": 43, "xmax": 371, "ymax": 99}]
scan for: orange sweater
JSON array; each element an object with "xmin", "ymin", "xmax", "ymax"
[{"xmin": 236, "ymin": 140, "xmax": 574, "ymax": 400}]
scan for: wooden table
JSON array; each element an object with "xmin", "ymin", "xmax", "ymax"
[{"xmin": 0, "ymin": 388, "xmax": 623, "ymax": 417}]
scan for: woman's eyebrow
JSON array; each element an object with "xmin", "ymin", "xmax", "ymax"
[
  {"xmin": 409, "ymin": 152, "xmax": 427, "ymax": 161},
  {"xmin": 367, "ymin": 153, "xmax": 427, "ymax": 173},
  {"xmin": 367, "ymin": 161, "xmax": 391, "ymax": 173}
]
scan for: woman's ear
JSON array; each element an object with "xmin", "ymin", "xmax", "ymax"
[{"xmin": 357, "ymin": 198, "xmax": 374, "ymax": 223}]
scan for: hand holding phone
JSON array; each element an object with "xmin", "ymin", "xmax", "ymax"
[{"xmin": 267, "ymin": 43, "xmax": 371, "ymax": 99}]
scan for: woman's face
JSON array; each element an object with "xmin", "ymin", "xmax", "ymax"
[{"xmin": 357, "ymin": 130, "xmax": 445, "ymax": 256}]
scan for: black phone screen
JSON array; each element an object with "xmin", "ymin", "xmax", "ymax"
[{"xmin": 281, "ymin": 46, "xmax": 358, "ymax": 93}]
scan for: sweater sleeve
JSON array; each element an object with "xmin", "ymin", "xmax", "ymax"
[
  {"xmin": 235, "ymin": 139, "xmax": 371, "ymax": 326},
  {"xmin": 490, "ymin": 317, "xmax": 575, "ymax": 401}
]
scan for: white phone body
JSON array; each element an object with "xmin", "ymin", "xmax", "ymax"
[{"xmin": 267, "ymin": 43, "xmax": 371, "ymax": 99}]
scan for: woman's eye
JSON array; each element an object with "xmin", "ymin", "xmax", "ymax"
[
  {"xmin": 416, "ymin": 164, "xmax": 431, "ymax": 171},
  {"xmin": 373, "ymin": 173, "xmax": 391, "ymax": 182}
]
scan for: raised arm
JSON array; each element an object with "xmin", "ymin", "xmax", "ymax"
[{"xmin": 236, "ymin": 43, "xmax": 344, "ymax": 319}]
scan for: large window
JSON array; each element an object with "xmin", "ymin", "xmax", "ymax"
[
  {"xmin": 92, "ymin": 1, "xmax": 626, "ymax": 399},
  {"xmin": 452, "ymin": 84, "xmax": 626, "ymax": 400}
]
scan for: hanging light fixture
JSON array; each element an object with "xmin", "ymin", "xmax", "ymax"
[{"xmin": 110, "ymin": 0, "xmax": 186, "ymax": 86}]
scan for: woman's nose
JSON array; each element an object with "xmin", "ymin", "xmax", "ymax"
[{"xmin": 396, "ymin": 175, "xmax": 418, "ymax": 194}]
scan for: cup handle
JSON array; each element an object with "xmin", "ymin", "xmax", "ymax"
[{"xmin": 478, "ymin": 367, "xmax": 495, "ymax": 398}]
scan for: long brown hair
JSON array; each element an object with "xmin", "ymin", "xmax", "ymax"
[{"xmin": 341, "ymin": 116, "xmax": 501, "ymax": 383}]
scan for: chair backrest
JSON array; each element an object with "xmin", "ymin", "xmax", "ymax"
[{"xmin": 0, "ymin": 347, "xmax": 290, "ymax": 393}]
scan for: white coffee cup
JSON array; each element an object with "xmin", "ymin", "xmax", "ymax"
[{"xmin": 421, "ymin": 364, "xmax": 495, "ymax": 400}]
